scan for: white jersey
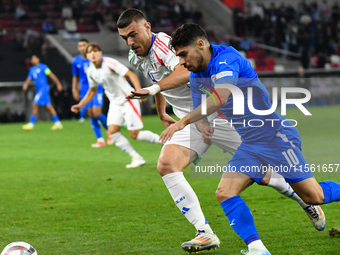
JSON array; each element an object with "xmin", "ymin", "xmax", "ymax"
[
  {"xmin": 129, "ymin": 32, "xmax": 192, "ymax": 119},
  {"xmin": 87, "ymin": 57, "xmax": 133, "ymax": 105}
]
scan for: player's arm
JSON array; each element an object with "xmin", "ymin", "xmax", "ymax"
[
  {"xmin": 155, "ymin": 92, "xmax": 176, "ymax": 128},
  {"xmin": 71, "ymin": 86, "xmax": 97, "ymax": 113},
  {"xmin": 126, "ymin": 64, "xmax": 190, "ymax": 99},
  {"xmin": 22, "ymin": 78, "xmax": 32, "ymax": 91},
  {"xmin": 160, "ymin": 86, "xmax": 232, "ymax": 143},
  {"xmin": 72, "ymin": 75, "xmax": 80, "ymax": 101},
  {"xmin": 124, "ymin": 69, "xmax": 142, "ymax": 91},
  {"xmin": 47, "ymin": 72, "xmax": 63, "ymax": 92}
]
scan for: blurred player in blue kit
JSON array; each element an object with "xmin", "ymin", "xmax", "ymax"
[
  {"xmin": 160, "ymin": 23, "xmax": 340, "ymax": 255},
  {"xmin": 72, "ymin": 38, "xmax": 113, "ymax": 147},
  {"xmin": 22, "ymin": 54, "xmax": 63, "ymax": 131}
]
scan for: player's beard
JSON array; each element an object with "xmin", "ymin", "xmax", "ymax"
[{"xmin": 191, "ymin": 49, "xmax": 205, "ymax": 73}]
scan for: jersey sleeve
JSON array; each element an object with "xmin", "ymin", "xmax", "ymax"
[
  {"xmin": 214, "ymin": 53, "xmax": 240, "ymax": 85},
  {"xmin": 72, "ymin": 57, "xmax": 79, "ymax": 76},
  {"xmin": 104, "ymin": 57, "xmax": 129, "ymax": 77},
  {"xmin": 155, "ymin": 33, "xmax": 179, "ymax": 71}
]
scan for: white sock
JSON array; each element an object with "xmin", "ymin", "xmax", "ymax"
[
  {"xmin": 162, "ymin": 172, "xmax": 213, "ymax": 234},
  {"xmin": 248, "ymin": 240, "xmax": 267, "ymax": 251},
  {"xmin": 136, "ymin": 130, "xmax": 160, "ymax": 143},
  {"xmin": 55, "ymin": 121, "xmax": 61, "ymax": 125},
  {"xmin": 97, "ymin": 137, "xmax": 104, "ymax": 142},
  {"xmin": 267, "ymin": 171, "xmax": 308, "ymax": 208},
  {"xmin": 110, "ymin": 132, "xmax": 140, "ymax": 158}
]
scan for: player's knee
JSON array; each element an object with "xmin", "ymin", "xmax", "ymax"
[
  {"xmin": 258, "ymin": 177, "xmax": 270, "ymax": 186},
  {"xmin": 302, "ymin": 192, "xmax": 325, "ymax": 205},
  {"xmin": 215, "ymin": 186, "xmax": 234, "ymax": 203},
  {"xmin": 157, "ymin": 158, "xmax": 176, "ymax": 176},
  {"xmin": 129, "ymin": 132, "xmax": 138, "ymax": 140}
]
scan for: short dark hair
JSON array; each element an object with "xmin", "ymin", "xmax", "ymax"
[
  {"xmin": 79, "ymin": 38, "xmax": 88, "ymax": 43},
  {"xmin": 86, "ymin": 43, "xmax": 101, "ymax": 53},
  {"xmin": 117, "ymin": 8, "xmax": 147, "ymax": 29},
  {"xmin": 170, "ymin": 23, "xmax": 209, "ymax": 51}
]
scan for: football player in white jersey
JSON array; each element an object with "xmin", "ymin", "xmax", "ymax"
[
  {"xmin": 71, "ymin": 43, "xmax": 160, "ymax": 168},
  {"xmin": 117, "ymin": 9, "xmax": 326, "ymax": 253}
]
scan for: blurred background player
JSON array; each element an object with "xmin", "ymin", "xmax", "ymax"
[
  {"xmin": 22, "ymin": 54, "xmax": 63, "ymax": 131},
  {"xmin": 72, "ymin": 38, "xmax": 113, "ymax": 148},
  {"xmin": 71, "ymin": 43, "xmax": 160, "ymax": 168}
]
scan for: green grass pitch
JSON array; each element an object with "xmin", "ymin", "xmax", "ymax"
[{"xmin": 0, "ymin": 105, "xmax": 339, "ymax": 254}]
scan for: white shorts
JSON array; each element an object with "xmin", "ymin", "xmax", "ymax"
[
  {"xmin": 164, "ymin": 117, "xmax": 241, "ymax": 161},
  {"xmin": 107, "ymin": 99, "xmax": 143, "ymax": 130}
]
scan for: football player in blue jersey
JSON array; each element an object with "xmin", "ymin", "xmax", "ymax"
[
  {"xmin": 159, "ymin": 23, "xmax": 340, "ymax": 255},
  {"xmin": 22, "ymin": 54, "xmax": 63, "ymax": 131},
  {"xmin": 72, "ymin": 38, "xmax": 113, "ymax": 147}
]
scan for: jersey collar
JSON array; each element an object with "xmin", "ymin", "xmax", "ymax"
[{"xmin": 147, "ymin": 34, "xmax": 156, "ymax": 56}]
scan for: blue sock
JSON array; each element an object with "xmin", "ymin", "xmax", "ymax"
[
  {"xmin": 51, "ymin": 115, "xmax": 60, "ymax": 123},
  {"xmin": 220, "ymin": 196, "xmax": 260, "ymax": 245},
  {"xmin": 91, "ymin": 118, "xmax": 103, "ymax": 139},
  {"xmin": 79, "ymin": 108, "xmax": 86, "ymax": 119},
  {"xmin": 98, "ymin": 114, "xmax": 108, "ymax": 130},
  {"xmin": 319, "ymin": 181, "xmax": 340, "ymax": 204},
  {"xmin": 29, "ymin": 115, "xmax": 37, "ymax": 124}
]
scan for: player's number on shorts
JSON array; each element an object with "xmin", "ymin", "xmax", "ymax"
[{"xmin": 282, "ymin": 149, "xmax": 299, "ymax": 166}]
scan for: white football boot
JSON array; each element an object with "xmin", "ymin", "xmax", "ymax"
[
  {"xmin": 304, "ymin": 205, "xmax": 326, "ymax": 231},
  {"xmin": 126, "ymin": 156, "xmax": 145, "ymax": 168},
  {"xmin": 241, "ymin": 249, "xmax": 271, "ymax": 255},
  {"xmin": 181, "ymin": 230, "xmax": 220, "ymax": 253}
]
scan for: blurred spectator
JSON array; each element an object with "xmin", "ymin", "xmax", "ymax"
[
  {"xmin": 42, "ymin": 18, "xmax": 57, "ymax": 34},
  {"xmin": 92, "ymin": 6, "xmax": 104, "ymax": 32},
  {"xmin": 15, "ymin": 4, "xmax": 28, "ymax": 20},
  {"xmin": 61, "ymin": 4, "xmax": 73, "ymax": 19},
  {"xmin": 0, "ymin": 22, "xmax": 7, "ymax": 43},
  {"xmin": 64, "ymin": 17, "xmax": 78, "ymax": 34}
]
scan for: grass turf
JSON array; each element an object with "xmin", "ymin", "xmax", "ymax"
[{"xmin": 0, "ymin": 105, "xmax": 339, "ymax": 254}]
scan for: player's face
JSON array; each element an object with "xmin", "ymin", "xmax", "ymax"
[
  {"xmin": 78, "ymin": 41, "xmax": 88, "ymax": 55},
  {"xmin": 30, "ymin": 55, "xmax": 40, "ymax": 66},
  {"xmin": 86, "ymin": 46, "xmax": 102, "ymax": 66},
  {"xmin": 175, "ymin": 44, "xmax": 205, "ymax": 73},
  {"xmin": 118, "ymin": 20, "xmax": 152, "ymax": 57}
]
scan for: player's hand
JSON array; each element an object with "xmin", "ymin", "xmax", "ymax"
[
  {"xmin": 159, "ymin": 120, "xmax": 186, "ymax": 143},
  {"xmin": 72, "ymin": 91, "xmax": 80, "ymax": 101},
  {"xmin": 160, "ymin": 114, "xmax": 177, "ymax": 129},
  {"xmin": 202, "ymin": 125, "xmax": 214, "ymax": 145},
  {"xmin": 126, "ymin": 89, "xmax": 151, "ymax": 99},
  {"xmin": 57, "ymin": 84, "xmax": 63, "ymax": 92},
  {"xmin": 71, "ymin": 104, "xmax": 81, "ymax": 113}
]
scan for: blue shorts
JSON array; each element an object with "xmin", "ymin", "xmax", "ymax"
[
  {"xmin": 81, "ymin": 85, "xmax": 104, "ymax": 111},
  {"xmin": 226, "ymin": 134, "xmax": 314, "ymax": 183},
  {"xmin": 33, "ymin": 87, "xmax": 51, "ymax": 106}
]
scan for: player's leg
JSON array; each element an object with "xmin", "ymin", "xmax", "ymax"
[
  {"xmin": 290, "ymin": 177, "xmax": 340, "ymax": 205},
  {"xmin": 260, "ymin": 171, "xmax": 326, "ymax": 231},
  {"xmin": 22, "ymin": 103, "xmax": 39, "ymax": 130},
  {"xmin": 125, "ymin": 99, "xmax": 160, "ymax": 143},
  {"xmin": 79, "ymin": 107, "xmax": 86, "ymax": 124},
  {"xmin": 107, "ymin": 103, "xmax": 145, "ymax": 168},
  {"xmin": 45, "ymin": 104, "xmax": 62, "ymax": 130},
  {"xmin": 216, "ymin": 171, "xmax": 270, "ymax": 255},
  {"xmin": 158, "ymin": 144, "xmax": 220, "ymax": 252},
  {"xmin": 87, "ymin": 106, "xmax": 107, "ymax": 147},
  {"xmin": 128, "ymin": 129, "xmax": 160, "ymax": 143}
]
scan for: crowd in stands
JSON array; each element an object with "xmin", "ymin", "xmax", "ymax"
[
  {"xmin": 0, "ymin": 0, "xmax": 203, "ymax": 36},
  {"xmin": 230, "ymin": 0, "xmax": 340, "ymax": 69}
]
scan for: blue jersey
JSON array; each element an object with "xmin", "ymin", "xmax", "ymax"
[
  {"xmin": 72, "ymin": 54, "xmax": 90, "ymax": 94},
  {"xmin": 190, "ymin": 45, "xmax": 301, "ymax": 145},
  {"xmin": 27, "ymin": 63, "xmax": 51, "ymax": 91}
]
